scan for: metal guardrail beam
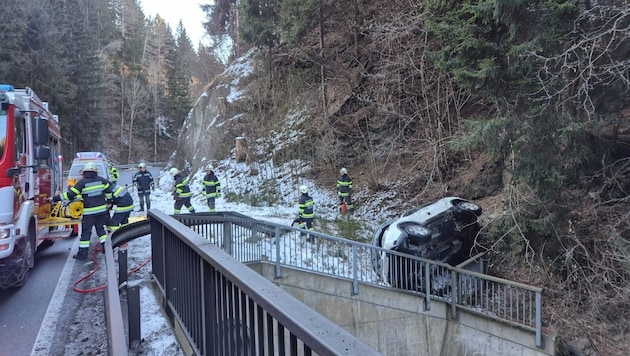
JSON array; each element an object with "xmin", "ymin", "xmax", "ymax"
[
  {"xmin": 103, "ymin": 238, "xmax": 128, "ymax": 355},
  {"xmin": 104, "ymin": 210, "xmax": 545, "ymax": 353},
  {"xmin": 149, "ymin": 210, "xmax": 379, "ymax": 355},
  {"xmin": 169, "ymin": 211, "xmax": 545, "ymax": 349}
]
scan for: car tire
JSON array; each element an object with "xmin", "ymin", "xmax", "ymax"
[
  {"xmin": 400, "ymin": 223, "xmax": 431, "ymax": 244},
  {"xmin": 457, "ymin": 201, "xmax": 482, "ymax": 216}
]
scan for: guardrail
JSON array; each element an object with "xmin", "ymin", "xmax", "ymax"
[
  {"xmin": 149, "ymin": 210, "xmax": 379, "ymax": 355},
  {"xmin": 170, "ymin": 211, "xmax": 544, "ymax": 349},
  {"xmin": 102, "ymin": 239, "xmax": 128, "ymax": 355}
]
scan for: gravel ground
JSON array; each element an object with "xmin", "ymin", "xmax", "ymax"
[{"xmin": 41, "ymin": 236, "xmax": 183, "ymax": 356}]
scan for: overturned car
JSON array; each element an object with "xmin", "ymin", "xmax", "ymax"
[{"xmin": 371, "ymin": 197, "xmax": 482, "ymax": 289}]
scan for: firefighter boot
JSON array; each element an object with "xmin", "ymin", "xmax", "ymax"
[
  {"xmin": 73, "ymin": 248, "xmax": 89, "ymax": 260},
  {"xmin": 139, "ymin": 203, "xmax": 144, "ymax": 212},
  {"xmin": 147, "ymin": 202, "xmax": 151, "ymax": 210}
]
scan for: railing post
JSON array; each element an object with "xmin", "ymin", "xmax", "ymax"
[
  {"xmin": 424, "ymin": 261, "xmax": 431, "ymax": 311},
  {"xmin": 223, "ymin": 221, "xmax": 232, "ymax": 255},
  {"xmin": 451, "ymin": 269, "xmax": 458, "ymax": 319},
  {"xmin": 351, "ymin": 245, "xmax": 358, "ymax": 295},
  {"xmin": 536, "ymin": 290, "xmax": 543, "ymax": 348},
  {"xmin": 118, "ymin": 247, "xmax": 128, "ymax": 287},
  {"xmin": 127, "ymin": 280, "xmax": 142, "ymax": 347},
  {"xmin": 274, "ymin": 226, "xmax": 282, "ymax": 279}
]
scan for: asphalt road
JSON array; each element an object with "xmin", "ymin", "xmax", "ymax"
[{"xmin": 0, "ymin": 237, "xmax": 76, "ymax": 355}]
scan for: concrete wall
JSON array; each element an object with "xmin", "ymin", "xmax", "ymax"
[{"xmin": 248, "ymin": 262, "xmax": 557, "ymax": 356}]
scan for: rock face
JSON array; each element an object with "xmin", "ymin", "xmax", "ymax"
[{"xmin": 172, "ymin": 51, "xmax": 258, "ymax": 174}]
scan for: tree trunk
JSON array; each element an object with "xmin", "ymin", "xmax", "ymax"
[{"xmin": 235, "ymin": 137, "xmax": 249, "ymax": 163}]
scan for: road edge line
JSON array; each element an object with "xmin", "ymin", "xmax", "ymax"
[{"xmin": 30, "ymin": 242, "xmax": 78, "ymax": 356}]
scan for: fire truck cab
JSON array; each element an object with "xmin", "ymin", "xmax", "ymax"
[{"xmin": 0, "ymin": 84, "xmax": 76, "ymax": 289}]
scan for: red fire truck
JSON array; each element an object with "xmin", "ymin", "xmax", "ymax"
[{"xmin": 0, "ymin": 84, "xmax": 80, "ymax": 289}]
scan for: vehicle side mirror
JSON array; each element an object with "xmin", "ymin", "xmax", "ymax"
[
  {"xmin": 32, "ymin": 116, "xmax": 49, "ymax": 146},
  {"xmin": 34, "ymin": 146, "xmax": 50, "ymax": 160},
  {"xmin": 7, "ymin": 167, "xmax": 20, "ymax": 177}
]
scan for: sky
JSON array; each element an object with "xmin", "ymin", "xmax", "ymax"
[{"xmin": 139, "ymin": 0, "xmax": 209, "ymax": 49}]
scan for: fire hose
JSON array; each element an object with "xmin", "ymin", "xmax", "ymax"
[{"xmin": 72, "ymin": 243, "xmax": 152, "ymax": 294}]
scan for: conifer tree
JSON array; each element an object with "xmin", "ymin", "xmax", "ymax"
[{"xmin": 165, "ymin": 22, "xmax": 194, "ymax": 132}]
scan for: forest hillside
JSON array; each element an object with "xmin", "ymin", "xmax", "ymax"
[{"xmin": 172, "ymin": 1, "xmax": 630, "ymax": 355}]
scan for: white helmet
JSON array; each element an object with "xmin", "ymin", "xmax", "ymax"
[
  {"xmin": 83, "ymin": 162, "xmax": 98, "ymax": 172},
  {"xmin": 205, "ymin": 164, "xmax": 214, "ymax": 171},
  {"xmin": 299, "ymin": 185, "xmax": 308, "ymax": 194},
  {"xmin": 138, "ymin": 162, "xmax": 146, "ymax": 168},
  {"xmin": 340, "ymin": 167, "xmax": 347, "ymax": 175},
  {"xmin": 169, "ymin": 167, "xmax": 180, "ymax": 176}
]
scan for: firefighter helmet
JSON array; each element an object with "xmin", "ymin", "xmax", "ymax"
[
  {"xmin": 205, "ymin": 164, "xmax": 214, "ymax": 171},
  {"xmin": 138, "ymin": 162, "xmax": 146, "ymax": 168},
  {"xmin": 340, "ymin": 167, "xmax": 348, "ymax": 175},
  {"xmin": 169, "ymin": 167, "xmax": 180, "ymax": 176},
  {"xmin": 82, "ymin": 162, "xmax": 98, "ymax": 172},
  {"xmin": 299, "ymin": 185, "xmax": 308, "ymax": 194}
]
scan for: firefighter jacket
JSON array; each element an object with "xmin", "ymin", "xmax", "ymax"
[
  {"xmin": 109, "ymin": 166, "xmax": 120, "ymax": 183},
  {"xmin": 173, "ymin": 174, "xmax": 193, "ymax": 199},
  {"xmin": 298, "ymin": 193, "xmax": 314, "ymax": 220},
  {"xmin": 203, "ymin": 172, "xmax": 221, "ymax": 198},
  {"xmin": 337, "ymin": 174, "xmax": 353, "ymax": 197},
  {"xmin": 106, "ymin": 183, "xmax": 134, "ymax": 213},
  {"xmin": 132, "ymin": 169, "xmax": 154, "ymax": 194},
  {"xmin": 54, "ymin": 171, "xmax": 111, "ymax": 216}
]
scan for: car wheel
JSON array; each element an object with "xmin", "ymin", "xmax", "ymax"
[
  {"xmin": 399, "ymin": 223, "xmax": 431, "ymax": 244},
  {"xmin": 458, "ymin": 201, "xmax": 482, "ymax": 215}
]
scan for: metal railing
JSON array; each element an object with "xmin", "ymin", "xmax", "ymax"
[
  {"xmin": 102, "ymin": 238, "xmax": 128, "ymax": 355},
  {"xmin": 149, "ymin": 210, "xmax": 379, "ymax": 355},
  {"xmin": 170, "ymin": 211, "xmax": 544, "ymax": 349}
]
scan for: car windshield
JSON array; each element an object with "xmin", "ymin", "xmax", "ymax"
[{"xmin": 69, "ymin": 162, "xmax": 108, "ymax": 177}]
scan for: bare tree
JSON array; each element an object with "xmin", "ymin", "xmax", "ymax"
[{"xmin": 530, "ymin": 5, "xmax": 630, "ymax": 120}]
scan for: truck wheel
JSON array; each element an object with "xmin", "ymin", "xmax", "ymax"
[
  {"xmin": 14, "ymin": 238, "xmax": 33, "ymax": 288},
  {"xmin": 38, "ymin": 238, "xmax": 55, "ymax": 250}
]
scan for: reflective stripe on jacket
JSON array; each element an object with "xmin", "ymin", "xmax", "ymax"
[
  {"xmin": 106, "ymin": 183, "xmax": 134, "ymax": 213},
  {"xmin": 298, "ymin": 193, "xmax": 314, "ymax": 219},
  {"xmin": 60, "ymin": 172, "xmax": 111, "ymax": 215},
  {"xmin": 337, "ymin": 174, "xmax": 353, "ymax": 197},
  {"xmin": 203, "ymin": 172, "xmax": 221, "ymax": 197},
  {"xmin": 132, "ymin": 170, "xmax": 154, "ymax": 194},
  {"xmin": 174, "ymin": 174, "xmax": 192, "ymax": 198}
]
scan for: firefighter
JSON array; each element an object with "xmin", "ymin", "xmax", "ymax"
[
  {"xmin": 170, "ymin": 167, "xmax": 196, "ymax": 214},
  {"xmin": 336, "ymin": 167, "xmax": 353, "ymax": 213},
  {"xmin": 297, "ymin": 185, "xmax": 314, "ymax": 241},
  {"xmin": 50, "ymin": 162, "xmax": 112, "ymax": 260},
  {"xmin": 202, "ymin": 164, "xmax": 221, "ymax": 212},
  {"xmin": 132, "ymin": 162, "xmax": 154, "ymax": 212},
  {"xmin": 109, "ymin": 165, "xmax": 120, "ymax": 184},
  {"xmin": 105, "ymin": 182, "xmax": 134, "ymax": 231}
]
